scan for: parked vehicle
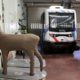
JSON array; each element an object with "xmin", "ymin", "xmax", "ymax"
[{"xmin": 41, "ymin": 6, "xmax": 77, "ymax": 52}]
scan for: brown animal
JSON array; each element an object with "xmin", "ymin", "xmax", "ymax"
[{"xmin": 0, "ymin": 32, "xmax": 43, "ymax": 76}]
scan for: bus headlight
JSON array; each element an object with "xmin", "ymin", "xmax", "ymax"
[
  {"xmin": 68, "ymin": 34, "xmax": 72, "ymax": 37},
  {"xmin": 49, "ymin": 34, "xmax": 53, "ymax": 37},
  {"xmin": 49, "ymin": 34, "xmax": 56, "ymax": 37}
]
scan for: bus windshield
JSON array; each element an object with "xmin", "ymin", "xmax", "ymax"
[{"xmin": 49, "ymin": 13, "xmax": 75, "ymax": 32}]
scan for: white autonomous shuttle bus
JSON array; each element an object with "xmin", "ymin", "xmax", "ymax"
[{"xmin": 42, "ymin": 6, "xmax": 77, "ymax": 51}]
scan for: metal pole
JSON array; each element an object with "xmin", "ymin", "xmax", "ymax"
[{"xmin": 2, "ymin": 0, "xmax": 5, "ymax": 32}]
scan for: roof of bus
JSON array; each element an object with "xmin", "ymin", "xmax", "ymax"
[{"xmin": 46, "ymin": 6, "xmax": 76, "ymax": 13}]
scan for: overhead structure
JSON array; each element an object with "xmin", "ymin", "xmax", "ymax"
[
  {"xmin": 61, "ymin": 0, "xmax": 72, "ymax": 8},
  {"xmin": 23, "ymin": 0, "xmax": 80, "ymax": 4}
]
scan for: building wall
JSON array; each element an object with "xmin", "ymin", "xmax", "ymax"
[
  {"xmin": 3, "ymin": 0, "xmax": 18, "ymax": 33},
  {"xmin": 28, "ymin": 7, "xmax": 48, "ymax": 36},
  {"xmin": 0, "ymin": 0, "xmax": 5, "ymax": 32},
  {"xmin": 28, "ymin": 7, "xmax": 47, "ymax": 25},
  {"xmin": 3, "ymin": 0, "xmax": 26, "ymax": 34},
  {"xmin": 75, "ymin": 7, "xmax": 80, "ymax": 41}
]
